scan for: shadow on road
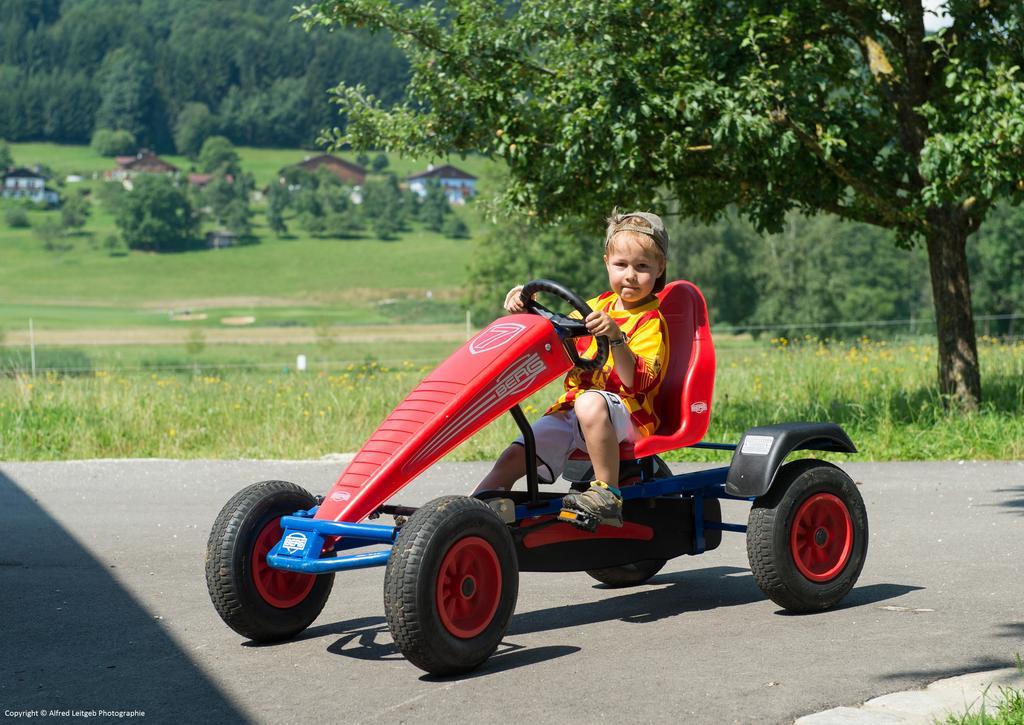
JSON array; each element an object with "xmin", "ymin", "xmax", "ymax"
[
  {"xmin": 0, "ymin": 469, "xmax": 245, "ymax": 722},
  {"xmin": 509, "ymin": 566, "xmax": 758, "ymax": 635},
  {"xmin": 994, "ymin": 486, "xmax": 1024, "ymax": 515},
  {"xmin": 318, "ymin": 615, "xmax": 581, "ymax": 677}
]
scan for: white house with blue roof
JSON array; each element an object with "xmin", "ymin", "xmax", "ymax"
[
  {"xmin": 2, "ymin": 167, "xmax": 60, "ymax": 205},
  {"xmin": 406, "ymin": 164, "xmax": 477, "ymax": 205}
]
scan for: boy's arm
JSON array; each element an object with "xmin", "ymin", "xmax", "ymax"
[{"xmin": 585, "ymin": 312, "xmax": 664, "ymax": 392}]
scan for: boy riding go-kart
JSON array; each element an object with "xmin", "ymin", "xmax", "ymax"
[{"xmin": 206, "ymin": 211, "xmax": 868, "ymax": 676}]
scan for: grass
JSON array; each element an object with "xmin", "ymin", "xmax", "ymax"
[
  {"xmin": 939, "ymin": 656, "xmax": 1024, "ymax": 725},
  {"xmin": 2, "ymin": 335, "xmax": 1021, "ymax": 461}
]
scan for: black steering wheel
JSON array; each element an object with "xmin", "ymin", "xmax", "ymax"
[{"xmin": 520, "ymin": 279, "xmax": 609, "ymax": 372}]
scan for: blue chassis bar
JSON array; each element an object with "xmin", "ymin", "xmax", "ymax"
[{"xmin": 267, "ymin": 463, "xmax": 753, "ymax": 575}]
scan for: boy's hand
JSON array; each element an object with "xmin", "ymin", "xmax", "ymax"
[
  {"xmin": 504, "ymin": 285, "xmax": 530, "ymax": 314},
  {"xmin": 585, "ymin": 311, "xmax": 624, "ymax": 342}
]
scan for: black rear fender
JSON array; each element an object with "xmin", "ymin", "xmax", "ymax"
[{"xmin": 725, "ymin": 423, "xmax": 856, "ymax": 497}]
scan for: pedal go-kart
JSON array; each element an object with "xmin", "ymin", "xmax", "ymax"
[{"xmin": 206, "ymin": 279, "xmax": 868, "ymax": 675}]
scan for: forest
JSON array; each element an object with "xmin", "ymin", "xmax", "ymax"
[{"xmin": 0, "ymin": 0, "xmax": 408, "ymax": 151}]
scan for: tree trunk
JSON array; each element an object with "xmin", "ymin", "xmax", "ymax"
[{"xmin": 924, "ymin": 209, "xmax": 981, "ymax": 411}]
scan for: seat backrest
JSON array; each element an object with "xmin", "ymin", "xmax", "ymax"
[{"xmin": 633, "ymin": 280, "xmax": 715, "ymax": 457}]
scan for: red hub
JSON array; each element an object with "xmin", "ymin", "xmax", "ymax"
[
  {"xmin": 251, "ymin": 518, "xmax": 316, "ymax": 608},
  {"xmin": 790, "ymin": 493, "xmax": 853, "ymax": 583},
  {"xmin": 435, "ymin": 536, "xmax": 502, "ymax": 639}
]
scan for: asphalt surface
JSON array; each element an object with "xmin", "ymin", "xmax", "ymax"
[{"xmin": 1, "ymin": 459, "xmax": 1022, "ymax": 724}]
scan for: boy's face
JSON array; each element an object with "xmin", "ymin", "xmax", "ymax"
[{"xmin": 603, "ymin": 235, "xmax": 665, "ymax": 309}]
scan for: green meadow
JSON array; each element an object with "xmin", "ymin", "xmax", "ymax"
[{"xmin": 2, "ymin": 336, "xmax": 1022, "ymax": 462}]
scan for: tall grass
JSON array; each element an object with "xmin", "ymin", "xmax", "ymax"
[{"xmin": 2, "ymin": 337, "xmax": 1022, "ymax": 461}]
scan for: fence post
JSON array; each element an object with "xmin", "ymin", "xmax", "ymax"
[{"xmin": 29, "ymin": 318, "xmax": 36, "ymax": 377}]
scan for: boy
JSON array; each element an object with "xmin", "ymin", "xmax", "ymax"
[{"xmin": 472, "ymin": 210, "xmax": 671, "ymax": 531}]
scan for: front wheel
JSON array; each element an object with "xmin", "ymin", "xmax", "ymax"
[
  {"xmin": 384, "ymin": 496, "xmax": 519, "ymax": 675},
  {"xmin": 206, "ymin": 480, "xmax": 334, "ymax": 642},
  {"xmin": 746, "ymin": 460, "xmax": 868, "ymax": 612}
]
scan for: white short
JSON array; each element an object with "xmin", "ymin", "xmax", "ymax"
[{"xmin": 514, "ymin": 390, "xmax": 636, "ymax": 483}]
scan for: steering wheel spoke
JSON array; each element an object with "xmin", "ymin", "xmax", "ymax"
[{"xmin": 520, "ymin": 279, "xmax": 608, "ymax": 372}]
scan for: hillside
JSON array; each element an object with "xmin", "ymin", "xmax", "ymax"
[{"xmin": 1, "ymin": 142, "xmax": 499, "ymax": 335}]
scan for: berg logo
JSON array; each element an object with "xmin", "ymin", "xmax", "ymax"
[
  {"xmin": 330, "ymin": 491, "xmax": 351, "ymax": 502},
  {"xmin": 690, "ymin": 402, "xmax": 708, "ymax": 414},
  {"xmin": 469, "ymin": 322, "xmax": 526, "ymax": 355},
  {"xmin": 281, "ymin": 532, "xmax": 308, "ymax": 555}
]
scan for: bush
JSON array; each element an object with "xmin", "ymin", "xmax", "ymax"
[
  {"xmin": 5, "ymin": 206, "xmax": 29, "ymax": 228},
  {"xmin": 91, "ymin": 128, "xmax": 136, "ymax": 156},
  {"xmin": 442, "ymin": 214, "xmax": 470, "ymax": 239}
]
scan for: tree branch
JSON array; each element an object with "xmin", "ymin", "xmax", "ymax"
[{"xmin": 780, "ymin": 112, "xmax": 920, "ymax": 231}]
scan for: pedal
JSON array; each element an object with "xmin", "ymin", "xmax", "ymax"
[{"xmin": 558, "ymin": 508, "xmax": 600, "ymax": 532}]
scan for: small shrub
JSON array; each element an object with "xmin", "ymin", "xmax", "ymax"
[{"xmin": 5, "ymin": 206, "xmax": 29, "ymax": 228}]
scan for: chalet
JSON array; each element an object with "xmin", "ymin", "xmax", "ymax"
[
  {"xmin": 406, "ymin": 164, "xmax": 477, "ymax": 204},
  {"xmin": 1, "ymin": 167, "xmax": 60, "ymax": 205},
  {"xmin": 106, "ymin": 149, "xmax": 179, "ymax": 188},
  {"xmin": 285, "ymin": 154, "xmax": 366, "ymax": 186}
]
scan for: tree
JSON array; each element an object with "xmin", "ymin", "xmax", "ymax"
[
  {"xmin": 90, "ymin": 128, "xmax": 136, "ymax": 156},
  {"xmin": 304, "ymin": 0, "xmax": 1024, "ymax": 410},
  {"xmin": 417, "ymin": 179, "xmax": 450, "ymax": 232},
  {"xmin": 61, "ymin": 190, "xmax": 91, "ymax": 231},
  {"xmin": 371, "ymin": 152, "xmax": 389, "ymax": 172},
  {"xmin": 266, "ymin": 182, "xmax": 290, "ymax": 236},
  {"xmin": 465, "ymin": 212, "xmax": 608, "ymax": 327},
  {"xmin": 360, "ymin": 173, "xmax": 407, "ymax": 234},
  {"xmin": 0, "ymin": 138, "xmax": 11, "ymax": 169},
  {"xmin": 174, "ymin": 102, "xmax": 218, "ymax": 158},
  {"xmin": 94, "ymin": 46, "xmax": 153, "ymax": 143},
  {"xmin": 198, "ymin": 135, "xmax": 241, "ymax": 175},
  {"xmin": 114, "ymin": 174, "xmax": 199, "ymax": 252}
]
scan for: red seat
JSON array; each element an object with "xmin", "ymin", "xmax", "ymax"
[{"xmin": 569, "ymin": 280, "xmax": 715, "ymax": 461}]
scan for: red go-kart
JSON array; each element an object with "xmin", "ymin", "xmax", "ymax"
[{"xmin": 206, "ymin": 279, "xmax": 868, "ymax": 675}]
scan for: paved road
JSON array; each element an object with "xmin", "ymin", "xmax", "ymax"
[{"xmin": 1, "ymin": 460, "xmax": 1022, "ymax": 724}]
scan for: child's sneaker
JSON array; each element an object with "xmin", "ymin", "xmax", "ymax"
[{"xmin": 558, "ymin": 480, "xmax": 623, "ymax": 531}]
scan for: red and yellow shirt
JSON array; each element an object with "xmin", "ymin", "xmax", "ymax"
[{"xmin": 547, "ymin": 292, "xmax": 669, "ymax": 437}]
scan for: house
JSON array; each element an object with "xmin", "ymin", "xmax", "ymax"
[
  {"xmin": 284, "ymin": 154, "xmax": 366, "ymax": 186},
  {"xmin": 406, "ymin": 164, "xmax": 477, "ymax": 204},
  {"xmin": 106, "ymin": 149, "xmax": 179, "ymax": 188},
  {"xmin": 205, "ymin": 230, "xmax": 238, "ymax": 249},
  {"xmin": 188, "ymin": 173, "xmax": 234, "ymax": 189},
  {"xmin": 1, "ymin": 167, "xmax": 60, "ymax": 205}
]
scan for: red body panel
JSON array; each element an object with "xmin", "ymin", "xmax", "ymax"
[{"xmin": 316, "ymin": 315, "xmax": 571, "ymax": 523}]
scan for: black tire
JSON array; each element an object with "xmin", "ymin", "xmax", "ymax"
[
  {"xmin": 384, "ymin": 496, "xmax": 519, "ymax": 676},
  {"xmin": 206, "ymin": 480, "xmax": 334, "ymax": 642},
  {"xmin": 586, "ymin": 558, "xmax": 667, "ymax": 587},
  {"xmin": 747, "ymin": 460, "xmax": 868, "ymax": 612}
]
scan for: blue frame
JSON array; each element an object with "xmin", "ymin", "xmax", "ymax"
[{"xmin": 267, "ymin": 458, "xmax": 754, "ymax": 575}]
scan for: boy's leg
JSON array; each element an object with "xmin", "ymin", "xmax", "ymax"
[
  {"xmin": 558, "ymin": 391, "xmax": 625, "ymax": 531},
  {"xmin": 573, "ymin": 391, "xmax": 620, "ymax": 485},
  {"xmin": 472, "ymin": 444, "xmax": 527, "ymax": 495},
  {"xmin": 472, "ymin": 413, "xmax": 573, "ymax": 496}
]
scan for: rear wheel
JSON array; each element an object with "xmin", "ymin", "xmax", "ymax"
[
  {"xmin": 206, "ymin": 480, "xmax": 334, "ymax": 642},
  {"xmin": 586, "ymin": 558, "xmax": 667, "ymax": 587},
  {"xmin": 384, "ymin": 496, "xmax": 518, "ymax": 675},
  {"xmin": 747, "ymin": 460, "xmax": 867, "ymax": 612}
]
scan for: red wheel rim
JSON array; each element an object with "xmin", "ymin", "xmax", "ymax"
[
  {"xmin": 435, "ymin": 536, "xmax": 502, "ymax": 639},
  {"xmin": 251, "ymin": 518, "xmax": 316, "ymax": 608},
  {"xmin": 790, "ymin": 493, "xmax": 854, "ymax": 583}
]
